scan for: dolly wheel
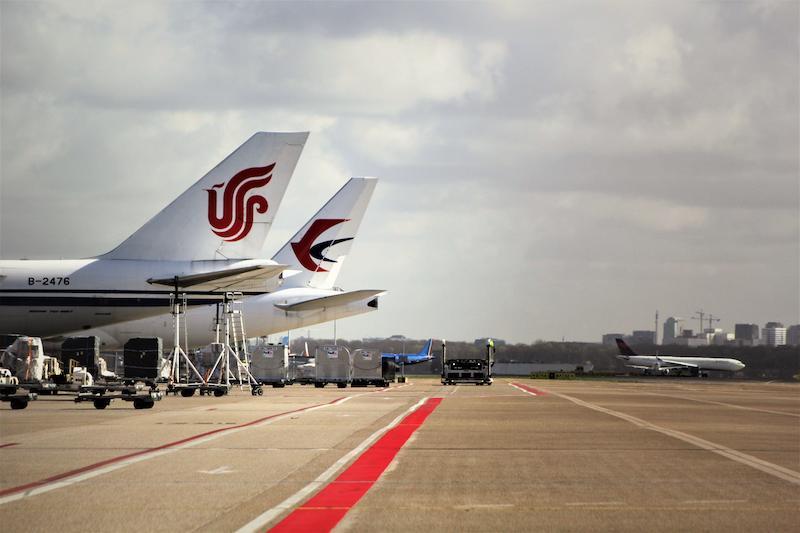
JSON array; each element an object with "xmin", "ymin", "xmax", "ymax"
[
  {"xmin": 133, "ymin": 398, "xmax": 154, "ymax": 409},
  {"xmin": 213, "ymin": 389, "xmax": 226, "ymax": 397},
  {"xmin": 180, "ymin": 389, "xmax": 196, "ymax": 398},
  {"xmin": 9, "ymin": 398, "xmax": 28, "ymax": 410},
  {"xmin": 93, "ymin": 399, "xmax": 111, "ymax": 409}
]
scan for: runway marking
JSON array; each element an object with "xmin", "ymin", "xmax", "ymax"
[
  {"xmin": 647, "ymin": 392, "xmax": 800, "ymax": 418},
  {"xmin": 565, "ymin": 501, "xmax": 624, "ymax": 506},
  {"xmin": 547, "ymin": 390, "xmax": 800, "ymax": 486},
  {"xmin": 236, "ymin": 397, "xmax": 442, "ymax": 533},
  {"xmin": 453, "ymin": 503, "xmax": 514, "ymax": 510},
  {"xmin": 0, "ymin": 443, "xmax": 19, "ymax": 449},
  {"xmin": 198, "ymin": 466, "xmax": 234, "ymax": 475},
  {"xmin": 0, "ymin": 396, "xmax": 357, "ymax": 505},
  {"xmin": 681, "ymin": 499, "xmax": 748, "ymax": 505},
  {"xmin": 509, "ymin": 382, "xmax": 548, "ymax": 396}
]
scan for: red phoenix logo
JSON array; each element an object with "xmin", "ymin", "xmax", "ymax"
[
  {"xmin": 291, "ymin": 218, "xmax": 352, "ymax": 272},
  {"xmin": 206, "ymin": 164, "xmax": 275, "ymax": 242}
]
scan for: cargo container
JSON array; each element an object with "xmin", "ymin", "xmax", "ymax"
[
  {"xmin": 351, "ymin": 349, "xmax": 386, "ymax": 387},
  {"xmin": 61, "ymin": 336, "xmax": 100, "ymax": 376},
  {"xmin": 314, "ymin": 345, "xmax": 351, "ymax": 388},
  {"xmin": 250, "ymin": 343, "xmax": 290, "ymax": 387},
  {"xmin": 123, "ymin": 337, "xmax": 164, "ymax": 380}
]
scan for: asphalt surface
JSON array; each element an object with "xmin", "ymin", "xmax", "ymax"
[{"xmin": 1, "ymin": 378, "xmax": 798, "ymax": 532}]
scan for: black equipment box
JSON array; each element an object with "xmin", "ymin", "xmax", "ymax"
[
  {"xmin": 382, "ymin": 358, "xmax": 397, "ymax": 382},
  {"xmin": 0, "ymin": 334, "xmax": 22, "ymax": 351},
  {"xmin": 61, "ymin": 336, "xmax": 100, "ymax": 374},
  {"xmin": 123, "ymin": 337, "xmax": 163, "ymax": 379}
]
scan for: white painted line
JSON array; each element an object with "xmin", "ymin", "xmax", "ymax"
[
  {"xmin": 565, "ymin": 501, "xmax": 624, "ymax": 506},
  {"xmin": 452, "ymin": 503, "xmax": 515, "ymax": 510},
  {"xmin": 550, "ymin": 390, "xmax": 800, "ymax": 486},
  {"xmin": 236, "ymin": 397, "xmax": 430, "ymax": 533},
  {"xmin": 0, "ymin": 395, "xmax": 361, "ymax": 506},
  {"xmin": 198, "ymin": 466, "xmax": 234, "ymax": 475},
  {"xmin": 648, "ymin": 392, "xmax": 800, "ymax": 418},
  {"xmin": 681, "ymin": 499, "xmax": 748, "ymax": 505}
]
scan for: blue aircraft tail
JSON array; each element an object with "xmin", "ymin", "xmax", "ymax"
[{"xmin": 418, "ymin": 339, "xmax": 433, "ymax": 357}]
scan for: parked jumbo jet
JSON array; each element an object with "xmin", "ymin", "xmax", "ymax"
[
  {"xmin": 0, "ymin": 132, "xmax": 384, "ymax": 347},
  {"xmin": 615, "ymin": 338, "xmax": 745, "ymax": 376}
]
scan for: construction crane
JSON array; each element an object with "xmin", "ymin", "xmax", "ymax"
[
  {"xmin": 693, "ymin": 310, "xmax": 706, "ymax": 334},
  {"xmin": 706, "ymin": 313, "xmax": 721, "ymax": 331}
]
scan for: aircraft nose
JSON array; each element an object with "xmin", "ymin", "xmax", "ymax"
[{"xmin": 736, "ymin": 362, "xmax": 746, "ymax": 371}]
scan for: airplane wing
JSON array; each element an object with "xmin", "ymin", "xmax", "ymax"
[
  {"xmin": 657, "ymin": 358, "xmax": 699, "ymax": 369},
  {"xmin": 147, "ymin": 263, "xmax": 287, "ymax": 291},
  {"xmin": 274, "ymin": 289, "xmax": 385, "ymax": 312},
  {"xmin": 625, "ymin": 361, "xmax": 696, "ymax": 370}
]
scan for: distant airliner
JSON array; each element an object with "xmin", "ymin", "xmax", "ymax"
[
  {"xmin": 382, "ymin": 339, "xmax": 433, "ymax": 365},
  {"xmin": 615, "ymin": 338, "xmax": 745, "ymax": 376}
]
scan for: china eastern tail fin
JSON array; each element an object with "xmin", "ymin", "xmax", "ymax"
[
  {"xmin": 102, "ymin": 132, "xmax": 308, "ymax": 261},
  {"xmin": 272, "ymin": 177, "xmax": 377, "ymax": 289}
]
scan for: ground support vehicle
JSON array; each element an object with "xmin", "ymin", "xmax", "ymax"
[{"xmin": 441, "ymin": 339, "xmax": 495, "ymax": 385}]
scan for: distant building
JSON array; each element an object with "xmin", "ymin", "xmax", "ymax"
[
  {"xmin": 762, "ymin": 322, "xmax": 787, "ymax": 346},
  {"xmin": 735, "ymin": 324, "xmax": 760, "ymax": 342},
  {"xmin": 663, "ymin": 317, "xmax": 681, "ymax": 345},
  {"xmin": 602, "ymin": 334, "xmax": 625, "ymax": 346},
  {"xmin": 786, "ymin": 325, "xmax": 800, "ymax": 346},
  {"xmin": 474, "ymin": 338, "xmax": 506, "ymax": 347},
  {"xmin": 710, "ymin": 330, "xmax": 732, "ymax": 345},
  {"xmin": 630, "ymin": 330, "xmax": 656, "ymax": 345},
  {"xmin": 673, "ymin": 336, "xmax": 709, "ymax": 347}
]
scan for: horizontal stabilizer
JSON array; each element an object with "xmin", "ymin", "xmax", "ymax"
[
  {"xmin": 274, "ymin": 289, "xmax": 385, "ymax": 312},
  {"xmin": 147, "ymin": 262, "xmax": 286, "ymax": 291}
]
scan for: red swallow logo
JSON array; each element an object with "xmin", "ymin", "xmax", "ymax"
[
  {"xmin": 206, "ymin": 164, "xmax": 275, "ymax": 242},
  {"xmin": 291, "ymin": 219, "xmax": 352, "ymax": 272}
]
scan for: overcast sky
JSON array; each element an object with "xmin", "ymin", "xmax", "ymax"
[{"xmin": 1, "ymin": 1, "xmax": 798, "ymax": 343}]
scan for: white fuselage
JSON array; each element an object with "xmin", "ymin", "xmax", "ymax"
[
  {"xmin": 623, "ymin": 355, "xmax": 745, "ymax": 373},
  {"xmin": 0, "ymin": 259, "xmax": 375, "ymax": 348},
  {"xmin": 84, "ymin": 287, "xmax": 374, "ymax": 349}
]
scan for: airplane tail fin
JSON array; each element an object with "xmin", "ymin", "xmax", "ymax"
[
  {"xmin": 272, "ymin": 177, "xmax": 377, "ymax": 290},
  {"xmin": 418, "ymin": 339, "xmax": 433, "ymax": 358},
  {"xmin": 615, "ymin": 338, "xmax": 637, "ymax": 358},
  {"xmin": 102, "ymin": 132, "xmax": 308, "ymax": 261}
]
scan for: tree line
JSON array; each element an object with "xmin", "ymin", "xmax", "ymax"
[{"xmin": 291, "ymin": 337, "xmax": 800, "ymax": 381}]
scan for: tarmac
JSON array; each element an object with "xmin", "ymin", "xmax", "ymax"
[{"xmin": 1, "ymin": 377, "xmax": 799, "ymax": 532}]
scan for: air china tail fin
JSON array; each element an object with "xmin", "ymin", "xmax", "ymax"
[
  {"xmin": 102, "ymin": 132, "xmax": 308, "ymax": 261},
  {"xmin": 272, "ymin": 177, "xmax": 377, "ymax": 289},
  {"xmin": 615, "ymin": 338, "xmax": 637, "ymax": 358}
]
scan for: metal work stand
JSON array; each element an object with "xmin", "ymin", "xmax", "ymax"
[
  {"xmin": 164, "ymin": 279, "xmax": 205, "ymax": 396},
  {"xmin": 205, "ymin": 292, "xmax": 262, "ymax": 396}
]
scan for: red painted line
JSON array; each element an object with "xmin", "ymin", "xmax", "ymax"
[
  {"xmin": 269, "ymin": 397, "xmax": 442, "ymax": 533},
  {"xmin": 511, "ymin": 382, "xmax": 548, "ymax": 396},
  {"xmin": 0, "ymin": 443, "xmax": 19, "ymax": 449},
  {"xmin": 0, "ymin": 397, "xmax": 345, "ymax": 499}
]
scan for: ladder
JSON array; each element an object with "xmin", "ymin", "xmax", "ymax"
[{"xmin": 225, "ymin": 292, "xmax": 258, "ymax": 392}]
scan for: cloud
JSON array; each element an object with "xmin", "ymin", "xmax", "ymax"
[{"xmin": 1, "ymin": 1, "xmax": 797, "ymax": 342}]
